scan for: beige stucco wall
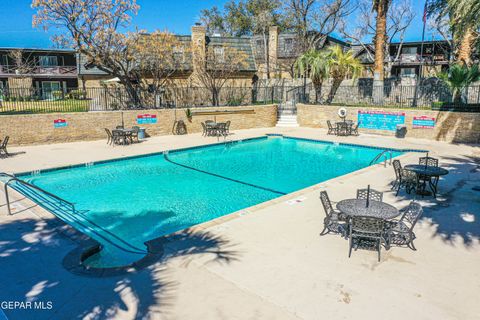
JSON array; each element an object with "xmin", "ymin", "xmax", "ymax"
[
  {"xmin": 0, "ymin": 105, "xmax": 277, "ymax": 146},
  {"xmin": 297, "ymin": 104, "xmax": 480, "ymax": 144}
]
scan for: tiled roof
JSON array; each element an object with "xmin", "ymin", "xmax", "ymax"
[{"xmin": 207, "ymin": 36, "xmax": 256, "ymax": 71}]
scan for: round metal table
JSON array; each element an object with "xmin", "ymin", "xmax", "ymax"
[
  {"xmin": 336, "ymin": 199, "xmax": 400, "ymax": 220},
  {"xmin": 404, "ymin": 164, "xmax": 449, "ymax": 177},
  {"xmin": 404, "ymin": 164, "xmax": 449, "ymax": 198}
]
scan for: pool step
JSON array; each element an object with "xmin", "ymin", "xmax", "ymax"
[{"xmin": 276, "ymin": 114, "xmax": 299, "ymax": 127}]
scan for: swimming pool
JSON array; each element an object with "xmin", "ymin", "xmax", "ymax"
[{"xmin": 14, "ymin": 136, "xmax": 407, "ymax": 268}]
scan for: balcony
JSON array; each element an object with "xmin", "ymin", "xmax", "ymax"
[
  {"xmin": 391, "ymin": 54, "xmax": 449, "ymax": 65},
  {"xmin": 0, "ymin": 65, "xmax": 77, "ymax": 77}
]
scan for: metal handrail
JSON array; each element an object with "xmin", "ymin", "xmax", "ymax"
[
  {"xmin": 370, "ymin": 150, "xmax": 393, "ymax": 168},
  {"xmin": 0, "ymin": 172, "xmax": 75, "ymax": 215}
]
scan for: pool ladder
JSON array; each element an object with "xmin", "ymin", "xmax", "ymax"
[
  {"xmin": 0, "ymin": 172, "xmax": 75, "ymax": 215},
  {"xmin": 370, "ymin": 150, "xmax": 393, "ymax": 167}
]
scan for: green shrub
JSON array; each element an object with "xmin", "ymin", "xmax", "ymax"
[
  {"xmin": 226, "ymin": 98, "xmax": 242, "ymax": 106},
  {"xmin": 68, "ymin": 90, "xmax": 85, "ymax": 100},
  {"xmin": 52, "ymin": 90, "xmax": 64, "ymax": 100},
  {"xmin": 431, "ymin": 101, "xmax": 446, "ymax": 108}
]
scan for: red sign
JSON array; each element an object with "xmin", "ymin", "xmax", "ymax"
[{"xmin": 54, "ymin": 119, "xmax": 67, "ymax": 128}]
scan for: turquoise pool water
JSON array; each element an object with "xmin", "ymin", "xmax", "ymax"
[{"xmin": 16, "ymin": 136, "xmax": 404, "ymax": 267}]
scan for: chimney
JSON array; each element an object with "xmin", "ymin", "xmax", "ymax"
[
  {"xmin": 268, "ymin": 26, "xmax": 279, "ymax": 76},
  {"xmin": 191, "ymin": 25, "xmax": 207, "ymax": 73}
]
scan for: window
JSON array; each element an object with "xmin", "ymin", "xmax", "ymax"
[
  {"xmin": 400, "ymin": 67, "xmax": 416, "ymax": 77},
  {"xmin": 284, "ymin": 38, "xmax": 294, "ymax": 53},
  {"xmin": 214, "ymin": 46, "xmax": 225, "ymax": 62},
  {"xmin": 173, "ymin": 46, "xmax": 184, "ymax": 63},
  {"xmin": 0, "ymin": 54, "xmax": 7, "ymax": 66},
  {"xmin": 39, "ymin": 56, "xmax": 58, "ymax": 67},
  {"xmin": 401, "ymin": 47, "xmax": 417, "ymax": 55}
]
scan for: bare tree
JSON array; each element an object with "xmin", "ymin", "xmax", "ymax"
[
  {"xmin": 282, "ymin": 0, "xmax": 356, "ymax": 51},
  {"xmin": 339, "ymin": 0, "xmax": 415, "ymax": 77},
  {"xmin": 254, "ymin": 11, "xmax": 275, "ymax": 79},
  {"xmin": 8, "ymin": 50, "xmax": 37, "ymax": 76},
  {"xmin": 129, "ymin": 32, "xmax": 189, "ymax": 107},
  {"xmin": 428, "ymin": 13, "xmax": 454, "ymax": 63},
  {"xmin": 32, "ymin": 0, "xmax": 145, "ymax": 106},
  {"xmin": 193, "ymin": 44, "xmax": 249, "ymax": 106}
]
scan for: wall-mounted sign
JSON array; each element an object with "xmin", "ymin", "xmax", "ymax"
[
  {"xmin": 137, "ymin": 114, "xmax": 157, "ymax": 124},
  {"xmin": 54, "ymin": 119, "xmax": 67, "ymax": 128},
  {"xmin": 358, "ymin": 110, "xmax": 405, "ymax": 131},
  {"xmin": 413, "ymin": 116, "xmax": 436, "ymax": 129}
]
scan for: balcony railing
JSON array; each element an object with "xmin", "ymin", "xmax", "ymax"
[
  {"xmin": 390, "ymin": 54, "xmax": 449, "ymax": 65},
  {"xmin": 0, "ymin": 65, "xmax": 77, "ymax": 77}
]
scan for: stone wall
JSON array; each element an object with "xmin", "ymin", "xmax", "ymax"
[
  {"xmin": 0, "ymin": 105, "xmax": 277, "ymax": 146},
  {"xmin": 297, "ymin": 104, "xmax": 480, "ymax": 144}
]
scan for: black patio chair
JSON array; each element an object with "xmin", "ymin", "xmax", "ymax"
[
  {"xmin": 386, "ymin": 202, "xmax": 423, "ymax": 251},
  {"xmin": 201, "ymin": 122, "xmax": 208, "ymax": 136},
  {"xmin": 392, "ymin": 160, "xmax": 417, "ymax": 196},
  {"xmin": 348, "ymin": 216, "xmax": 387, "ymax": 262},
  {"xmin": 320, "ymin": 191, "xmax": 347, "ymax": 237},
  {"xmin": 225, "ymin": 120, "xmax": 231, "ymax": 135},
  {"xmin": 217, "ymin": 123, "xmax": 227, "ymax": 137},
  {"xmin": 205, "ymin": 122, "xmax": 216, "ymax": 136},
  {"xmin": 351, "ymin": 122, "xmax": 360, "ymax": 136},
  {"xmin": 131, "ymin": 126, "xmax": 140, "ymax": 143},
  {"xmin": 419, "ymin": 156, "xmax": 440, "ymax": 186},
  {"xmin": 327, "ymin": 120, "xmax": 337, "ymax": 135},
  {"xmin": 419, "ymin": 157, "xmax": 439, "ymax": 167},
  {"xmin": 116, "ymin": 125, "xmax": 124, "ymax": 129},
  {"xmin": 356, "ymin": 188, "xmax": 383, "ymax": 202},
  {"xmin": 0, "ymin": 136, "xmax": 10, "ymax": 157},
  {"xmin": 105, "ymin": 128, "xmax": 113, "ymax": 145}
]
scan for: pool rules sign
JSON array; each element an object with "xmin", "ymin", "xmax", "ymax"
[
  {"xmin": 137, "ymin": 114, "xmax": 157, "ymax": 125},
  {"xmin": 412, "ymin": 116, "xmax": 436, "ymax": 129}
]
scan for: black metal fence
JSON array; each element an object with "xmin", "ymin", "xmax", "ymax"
[
  {"xmin": 298, "ymin": 83, "xmax": 480, "ymax": 112},
  {"xmin": 1, "ymin": 83, "xmax": 479, "ymax": 114}
]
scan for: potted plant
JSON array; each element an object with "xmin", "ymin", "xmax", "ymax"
[{"xmin": 185, "ymin": 108, "xmax": 193, "ymax": 122}]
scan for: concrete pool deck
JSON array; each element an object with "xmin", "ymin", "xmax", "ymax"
[{"xmin": 0, "ymin": 127, "xmax": 479, "ymax": 320}]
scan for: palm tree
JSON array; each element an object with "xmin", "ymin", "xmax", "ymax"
[
  {"xmin": 438, "ymin": 63, "xmax": 480, "ymax": 103},
  {"xmin": 326, "ymin": 46, "xmax": 363, "ymax": 104},
  {"xmin": 429, "ymin": 0, "xmax": 479, "ymax": 66},
  {"xmin": 372, "ymin": 0, "xmax": 391, "ymax": 81},
  {"xmin": 294, "ymin": 49, "xmax": 331, "ymax": 103}
]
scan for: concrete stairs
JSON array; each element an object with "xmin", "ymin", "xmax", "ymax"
[{"xmin": 276, "ymin": 102, "xmax": 299, "ymax": 127}]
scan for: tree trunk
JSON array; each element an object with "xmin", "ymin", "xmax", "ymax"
[
  {"xmin": 327, "ymin": 78, "xmax": 343, "ymax": 104},
  {"xmin": 457, "ymin": 27, "xmax": 476, "ymax": 66},
  {"xmin": 313, "ymin": 79, "xmax": 323, "ymax": 103},
  {"xmin": 373, "ymin": 1, "xmax": 389, "ymax": 81},
  {"xmin": 212, "ymin": 88, "xmax": 219, "ymax": 106},
  {"xmin": 263, "ymin": 31, "xmax": 270, "ymax": 79}
]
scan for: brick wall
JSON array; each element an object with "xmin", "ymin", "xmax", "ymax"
[
  {"xmin": 297, "ymin": 104, "xmax": 480, "ymax": 144},
  {"xmin": 0, "ymin": 105, "xmax": 277, "ymax": 146}
]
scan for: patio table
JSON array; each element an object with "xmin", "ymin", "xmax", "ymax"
[
  {"xmin": 206, "ymin": 122, "xmax": 227, "ymax": 137},
  {"xmin": 112, "ymin": 129, "xmax": 134, "ymax": 145},
  {"xmin": 337, "ymin": 199, "xmax": 400, "ymax": 220},
  {"xmin": 404, "ymin": 164, "xmax": 449, "ymax": 198},
  {"xmin": 336, "ymin": 122, "xmax": 354, "ymax": 136}
]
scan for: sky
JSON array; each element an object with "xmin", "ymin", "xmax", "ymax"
[{"xmin": 0, "ymin": 0, "xmax": 435, "ymax": 49}]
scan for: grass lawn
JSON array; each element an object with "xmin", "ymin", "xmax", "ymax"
[{"xmin": 0, "ymin": 99, "xmax": 90, "ymax": 115}]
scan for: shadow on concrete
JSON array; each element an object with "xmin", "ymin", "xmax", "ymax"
[
  {"xmin": 0, "ymin": 216, "xmax": 239, "ymax": 320},
  {"xmin": 394, "ymin": 154, "xmax": 480, "ymax": 247}
]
